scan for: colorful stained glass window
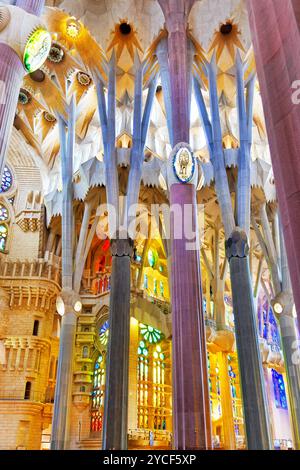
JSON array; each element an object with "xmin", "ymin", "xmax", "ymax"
[
  {"xmin": 23, "ymin": 28, "xmax": 51, "ymax": 73},
  {"xmin": 91, "ymin": 354, "xmax": 106, "ymax": 432},
  {"xmin": 272, "ymin": 369, "xmax": 288, "ymax": 409},
  {"xmin": 137, "ymin": 341, "xmax": 149, "ymax": 428},
  {"xmin": 0, "ymin": 224, "xmax": 8, "ymax": 252},
  {"xmin": 99, "ymin": 321, "xmax": 109, "ymax": 346},
  {"xmin": 147, "ymin": 249, "xmax": 158, "ymax": 268},
  {"xmin": 0, "ymin": 204, "xmax": 8, "ymax": 221},
  {"xmin": 160, "ymin": 281, "xmax": 164, "ymax": 297},
  {"xmin": 140, "ymin": 323, "xmax": 162, "ymax": 344},
  {"xmin": 153, "ymin": 344, "xmax": 167, "ymax": 429},
  {"xmin": 0, "ymin": 166, "xmax": 12, "ymax": 193}
]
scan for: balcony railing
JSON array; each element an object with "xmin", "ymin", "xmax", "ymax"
[{"xmin": 0, "ymin": 390, "xmax": 47, "ymax": 403}]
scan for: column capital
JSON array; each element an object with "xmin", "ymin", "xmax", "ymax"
[
  {"xmin": 110, "ymin": 237, "xmax": 134, "ymax": 258},
  {"xmin": 56, "ymin": 288, "xmax": 82, "ymax": 317},
  {"xmin": 271, "ymin": 292, "xmax": 294, "ymax": 319},
  {"xmin": 158, "ymin": 0, "xmax": 196, "ymax": 33},
  {"xmin": 225, "ymin": 228, "xmax": 250, "ymax": 260}
]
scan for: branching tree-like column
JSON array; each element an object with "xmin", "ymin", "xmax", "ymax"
[
  {"xmin": 194, "ymin": 54, "xmax": 272, "ymax": 449},
  {"xmin": 95, "ymin": 53, "xmax": 158, "ymax": 450},
  {"xmin": 51, "ymin": 98, "xmax": 82, "ymax": 450},
  {"xmin": 246, "ymin": 0, "xmax": 300, "ymax": 327},
  {"xmin": 158, "ymin": 0, "xmax": 212, "ymax": 450},
  {"xmin": 252, "ymin": 204, "xmax": 300, "ymax": 449},
  {"xmin": 0, "ymin": 1, "xmax": 46, "ymax": 175}
]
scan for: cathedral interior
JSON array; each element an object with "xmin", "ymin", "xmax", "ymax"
[{"xmin": 0, "ymin": 0, "xmax": 300, "ymax": 451}]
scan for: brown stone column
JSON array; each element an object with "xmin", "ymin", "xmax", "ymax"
[
  {"xmin": 170, "ymin": 181, "xmax": 211, "ymax": 449},
  {"xmin": 246, "ymin": 0, "xmax": 300, "ymax": 325},
  {"xmin": 158, "ymin": 0, "xmax": 212, "ymax": 449}
]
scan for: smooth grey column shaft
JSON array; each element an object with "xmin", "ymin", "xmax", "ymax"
[
  {"xmin": 102, "ymin": 238, "xmax": 132, "ymax": 450},
  {"xmin": 51, "ymin": 310, "xmax": 77, "ymax": 449},
  {"xmin": 229, "ymin": 255, "xmax": 272, "ymax": 449}
]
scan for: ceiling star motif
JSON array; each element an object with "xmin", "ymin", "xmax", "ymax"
[
  {"xmin": 208, "ymin": 19, "xmax": 245, "ymax": 66},
  {"xmin": 107, "ymin": 19, "xmax": 143, "ymax": 62}
]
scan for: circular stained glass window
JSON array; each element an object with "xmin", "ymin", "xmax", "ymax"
[
  {"xmin": 0, "ymin": 224, "xmax": 8, "ymax": 252},
  {"xmin": 0, "ymin": 204, "xmax": 8, "ymax": 221},
  {"xmin": 140, "ymin": 323, "xmax": 162, "ymax": 344},
  {"xmin": 0, "ymin": 166, "xmax": 12, "ymax": 193},
  {"xmin": 99, "ymin": 321, "xmax": 109, "ymax": 345},
  {"xmin": 23, "ymin": 28, "xmax": 52, "ymax": 73}
]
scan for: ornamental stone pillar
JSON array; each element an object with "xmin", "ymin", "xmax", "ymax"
[
  {"xmin": 164, "ymin": 142, "xmax": 211, "ymax": 450},
  {"xmin": 102, "ymin": 236, "xmax": 133, "ymax": 450},
  {"xmin": 158, "ymin": 0, "xmax": 212, "ymax": 449},
  {"xmin": 226, "ymin": 229, "xmax": 272, "ymax": 449}
]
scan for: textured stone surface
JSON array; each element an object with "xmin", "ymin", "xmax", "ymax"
[
  {"xmin": 102, "ymin": 241, "xmax": 131, "ymax": 450},
  {"xmin": 246, "ymin": 0, "xmax": 300, "ymax": 325},
  {"xmin": 15, "ymin": 0, "xmax": 45, "ymax": 15},
  {"xmin": 170, "ymin": 182, "xmax": 211, "ymax": 449},
  {"xmin": 0, "ymin": 44, "xmax": 23, "ymax": 177},
  {"xmin": 225, "ymin": 228, "xmax": 250, "ymax": 259},
  {"xmin": 229, "ymin": 255, "xmax": 271, "ymax": 449}
]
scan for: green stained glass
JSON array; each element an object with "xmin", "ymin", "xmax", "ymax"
[
  {"xmin": 140, "ymin": 323, "xmax": 162, "ymax": 344},
  {"xmin": 23, "ymin": 29, "xmax": 51, "ymax": 73},
  {"xmin": 0, "ymin": 224, "xmax": 8, "ymax": 252}
]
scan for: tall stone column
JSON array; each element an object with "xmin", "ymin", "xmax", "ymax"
[
  {"xmin": 0, "ymin": 44, "xmax": 23, "ymax": 175},
  {"xmin": 102, "ymin": 237, "xmax": 133, "ymax": 450},
  {"xmin": 158, "ymin": 0, "xmax": 211, "ymax": 449},
  {"xmin": 51, "ymin": 291, "xmax": 78, "ymax": 449},
  {"xmin": 15, "ymin": 0, "xmax": 44, "ymax": 15},
  {"xmin": 51, "ymin": 101, "xmax": 78, "ymax": 450},
  {"xmin": 166, "ymin": 144, "xmax": 211, "ymax": 450},
  {"xmin": 0, "ymin": 0, "xmax": 45, "ymax": 175},
  {"xmin": 226, "ymin": 230, "xmax": 272, "ymax": 449},
  {"xmin": 246, "ymin": 0, "xmax": 300, "ymax": 325}
]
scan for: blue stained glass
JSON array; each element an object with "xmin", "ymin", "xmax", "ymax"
[
  {"xmin": 0, "ymin": 166, "xmax": 12, "ymax": 193},
  {"xmin": 100, "ymin": 321, "xmax": 109, "ymax": 335},
  {"xmin": 0, "ymin": 204, "xmax": 8, "ymax": 221},
  {"xmin": 272, "ymin": 369, "xmax": 288, "ymax": 410}
]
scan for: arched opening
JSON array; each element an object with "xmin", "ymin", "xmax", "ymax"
[
  {"xmin": 24, "ymin": 381, "xmax": 31, "ymax": 400},
  {"xmin": 32, "ymin": 320, "xmax": 39, "ymax": 336}
]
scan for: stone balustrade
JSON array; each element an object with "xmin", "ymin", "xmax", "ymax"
[{"xmin": 0, "ymin": 256, "xmax": 61, "ymax": 311}]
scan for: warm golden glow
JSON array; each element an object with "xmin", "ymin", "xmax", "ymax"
[
  {"xmin": 107, "ymin": 19, "xmax": 143, "ymax": 61},
  {"xmin": 66, "ymin": 17, "xmax": 82, "ymax": 39},
  {"xmin": 208, "ymin": 19, "xmax": 245, "ymax": 64}
]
